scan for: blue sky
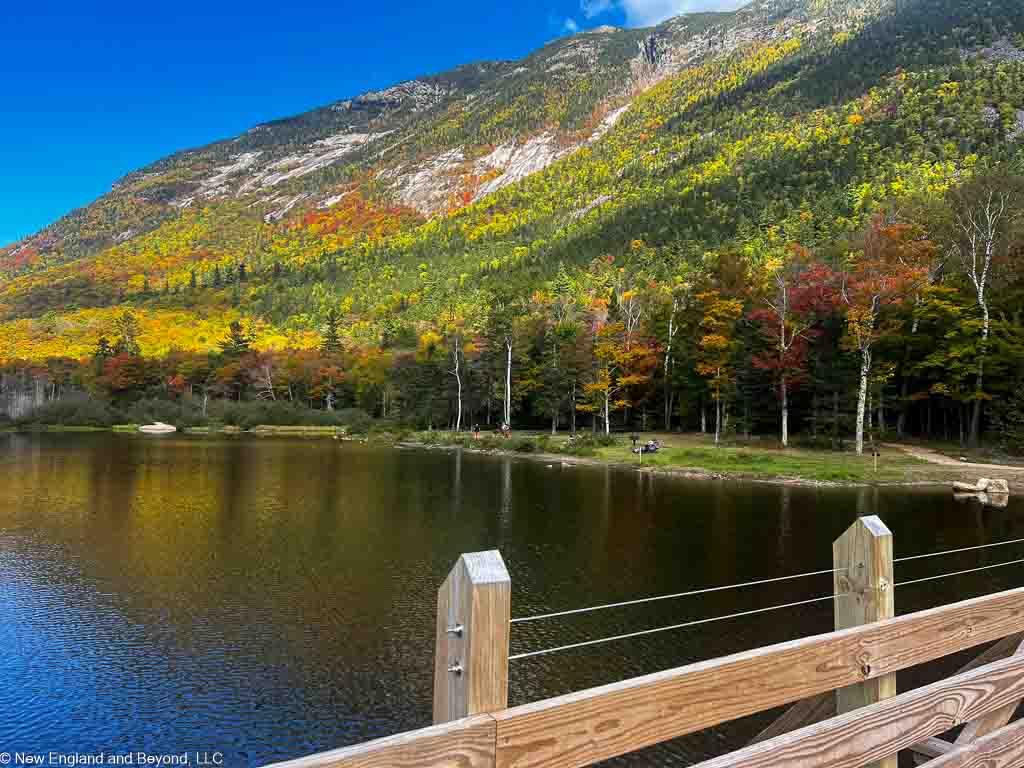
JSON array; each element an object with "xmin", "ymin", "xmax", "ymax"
[{"xmin": 0, "ymin": 0, "xmax": 745, "ymax": 248}]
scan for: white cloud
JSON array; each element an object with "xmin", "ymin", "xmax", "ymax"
[
  {"xmin": 582, "ymin": 0, "xmax": 748, "ymax": 27},
  {"xmin": 563, "ymin": 17, "xmax": 580, "ymax": 32},
  {"xmin": 581, "ymin": 0, "xmax": 615, "ymax": 18}
]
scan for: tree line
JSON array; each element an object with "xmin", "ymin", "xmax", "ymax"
[{"xmin": 3, "ymin": 167, "xmax": 1024, "ymax": 454}]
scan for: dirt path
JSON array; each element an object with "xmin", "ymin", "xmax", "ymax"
[{"xmin": 884, "ymin": 443, "xmax": 1024, "ymax": 475}]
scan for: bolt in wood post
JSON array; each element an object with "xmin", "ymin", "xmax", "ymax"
[
  {"xmin": 433, "ymin": 550, "xmax": 511, "ymax": 724},
  {"xmin": 834, "ymin": 515, "xmax": 896, "ymax": 768}
]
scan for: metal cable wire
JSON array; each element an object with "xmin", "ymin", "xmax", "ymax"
[
  {"xmin": 894, "ymin": 537, "xmax": 1024, "ymax": 564},
  {"xmin": 895, "ymin": 557, "xmax": 1024, "ymax": 587},
  {"xmin": 510, "ymin": 566, "xmax": 845, "ymax": 625},
  {"xmin": 509, "ymin": 592, "xmax": 844, "ymax": 661}
]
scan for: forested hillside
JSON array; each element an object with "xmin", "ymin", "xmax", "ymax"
[{"xmin": 3, "ymin": 0, "xmax": 1024, "ymax": 452}]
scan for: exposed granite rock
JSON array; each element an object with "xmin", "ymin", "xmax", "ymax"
[
  {"xmin": 975, "ymin": 38, "xmax": 1024, "ymax": 63},
  {"xmin": 172, "ymin": 132, "xmax": 390, "ymax": 208},
  {"xmin": 1011, "ymin": 109, "xmax": 1024, "ymax": 141},
  {"xmin": 263, "ymin": 193, "xmax": 311, "ymax": 223},
  {"xmin": 381, "ymin": 148, "xmax": 467, "ymax": 214},
  {"xmin": 571, "ymin": 193, "xmax": 615, "ymax": 221},
  {"xmin": 475, "ymin": 135, "xmax": 573, "ymax": 199},
  {"xmin": 318, "ymin": 191, "xmax": 354, "ymax": 209},
  {"xmin": 347, "ymin": 80, "xmax": 453, "ymax": 112}
]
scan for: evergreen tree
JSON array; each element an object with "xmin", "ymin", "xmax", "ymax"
[
  {"xmin": 93, "ymin": 336, "xmax": 114, "ymax": 376},
  {"xmin": 218, "ymin": 320, "xmax": 252, "ymax": 358},
  {"xmin": 112, "ymin": 311, "xmax": 142, "ymax": 356},
  {"xmin": 320, "ymin": 308, "xmax": 343, "ymax": 356}
]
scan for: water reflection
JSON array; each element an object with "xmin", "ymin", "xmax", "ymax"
[{"xmin": 1, "ymin": 433, "xmax": 1022, "ymax": 766}]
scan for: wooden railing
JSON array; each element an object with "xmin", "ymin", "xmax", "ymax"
[{"xmin": 267, "ymin": 516, "xmax": 1024, "ymax": 768}]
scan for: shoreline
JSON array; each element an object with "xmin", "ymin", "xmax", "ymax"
[
  {"xmin": 393, "ymin": 440, "xmax": 959, "ymax": 490},
  {"xmin": 5, "ymin": 425, "xmax": 1021, "ymax": 492}
]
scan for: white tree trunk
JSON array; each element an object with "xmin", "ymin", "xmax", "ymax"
[
  {"xmin": 664, "ymin": 299, "xmax": 678, "ymax": 431},
  {"xmin": 781, "ymin": 373, "xmax": 789, "ymax": 448},
  {"xmin": 453, "ymin": 348, "xmax": 462, "ymax": 433},
  {"xmin": 604, "ymin": 391, "xmax": 610, "ymax": 436},
  {"xmin": 970, "ymin": 298, "xmax": 990, "ymax": 446},
  {"xmin": 856, "ymin": 347, "xmax": 872, "ymax": 455},
  {"xmin": 260, "ymin": 365, "xmax": 276, "ymax": 401},
  {"xmin": 504, "ymin": 339, "xmax": 512, "ymax": 426}
]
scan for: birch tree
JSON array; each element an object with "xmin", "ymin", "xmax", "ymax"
[
  {"xmin": 842, "ymin": 219, "xmax": 928, "ymax": 454},
  {"xmin": 946, "ymin": 170, "xmax": 1024, "ymax": 448}
]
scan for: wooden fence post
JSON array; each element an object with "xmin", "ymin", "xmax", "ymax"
[
  {"xmin": 834, "ymin": 515, "xmax": 896, "ymax": 768},
  {"xmin": 433, "ymin": 550, "xmax": 511, "ymax": 724}
]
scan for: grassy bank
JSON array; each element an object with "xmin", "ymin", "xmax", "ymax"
[
  {"xmin": 592, "ymin": 436, "xmax": 924, "ymax": 484},
  {"xmin": 401, "ymin": 430, "xmax": 1003, "ymax": 487},
  {"xmin": 1, "ymin": 424, "xmax": 110, "ymax": 433},
  {"xmin": 7, "ymin": 398, "xmax": 374, "ymax": 434}
]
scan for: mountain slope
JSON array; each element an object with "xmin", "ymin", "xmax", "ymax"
[{"xmin": 2, "ymin": 0, "xmax": 1024, "ymax": 360}]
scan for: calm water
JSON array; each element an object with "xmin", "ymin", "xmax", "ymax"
[{"xmin": 2, "ymin": 433, "xmax": 1023, "ymax": 765}]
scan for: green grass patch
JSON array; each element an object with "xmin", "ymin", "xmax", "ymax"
[
  {"xmin": 250, "ymin": 425, "xmax": 345, "ymax": 435},
  {"xmin": 595, "ymin": 441, "xmax": 926, "ymax": 483}
]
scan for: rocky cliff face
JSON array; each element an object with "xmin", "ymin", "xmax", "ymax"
[{"xmin": 3, "ymin": 0, "xmax": 877, "ymax": 273}]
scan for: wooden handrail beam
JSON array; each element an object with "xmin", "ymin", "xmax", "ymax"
[
  {"xmin": 929, "ymin": 719, "xmax": 1024, "ymax": 767},
  {"xmin": 492, "ymin": 586, "xmax": 1024, "ymax": 768},
  {"xmin": 691, "ymin": 653, "xmax": 1024, "ymax": 768},
  {"xmin": 264, "ymin": 715, "xmax": 497, "ymax": 768}
]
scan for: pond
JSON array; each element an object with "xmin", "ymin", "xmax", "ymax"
[{"xmin": 1, "ymin": 432, "xmax": 1022, "ymax": 765}]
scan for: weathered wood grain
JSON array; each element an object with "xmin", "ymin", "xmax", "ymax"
[
  {"xmin": 912, "ymin": 737, "xmax": 955, "ymax": 758},
  {"xmin": 493, "ymin": 586, "xmax": 1024, "ymax": 768},
  {"xmin": 956, "ymin": 636, "xmax": 1024, "ymax": 745},
  {"xmin": 263, "ymin": 715, "xmax": 496, "ymax": 768},
  {"xmin": 929, "ymin": 719, "xmax": 1024, "ymax": 767},
  {"xmin": 434, "ymin": 551, "xmax": 511, "ymax": 724},
  {"xmin": 909, "ymin": 633, "xmax": 1024, "ymax": 763},
  {"xmin": 689, "ymin": 654, "xmax": 1024, "ymax": 768}
]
